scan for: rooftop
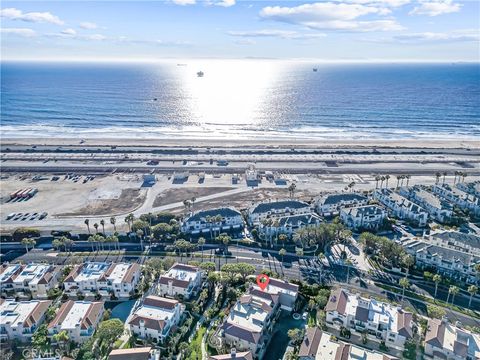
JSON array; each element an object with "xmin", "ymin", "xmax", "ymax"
[
  {"xmin": 0, "ymin": 299, "xmax": 51, "ymax": 328},
  {"xmin": 49, "ymin": 300, "xmax": 103, "ymax": 331},
  {"xmin": 186, "ymin": 207, "xmax": 242, "ymax": 222},
  {"xmin": 108, "ymin": 347, "xmax": 152, "ymax": 360},
  {"xmin": 376, "ymin": 188, "xmax": 426, "ymax": 213},
  {"xmin": 317, "ymin": 193, "xmax": 367, "ymax": 206},
  {"xmin": 342, "ymin": 205, "xmax": 385, "ymax": 217},
  {"xmin": 250, "ymin": 200, "xmax": 310, "ymax": 214}
]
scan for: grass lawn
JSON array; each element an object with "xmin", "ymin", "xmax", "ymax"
[{"xmin": 186, "ymin": 325, "xmax": 206, "ymax": 360}]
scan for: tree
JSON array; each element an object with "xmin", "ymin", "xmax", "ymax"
[
  {"xmin": 96, "ymin": 319, "xmax": 124, "ymax": 345},
  {"xmin": 199, "ymin": 261, "xmax": 215, "ymax": 274},
  {"xmin": 198, "ymin": 237, "xmax": 206, "ymax": 262},
  {"xmin": 288, "ymin": 182, "xmax": 297, "ymax": 198},
  {"xmin": 345, "ymin": 259, "xmax": 352, "ymax": 284},
  {"xmin": 448, "ymin": 285, "xmax": 459, "ymax": 305},
  {"xmin": 221, "ymin": 263, "xmax": 255, "ymax": 283},
  {"xmin": 84, "ymin": 219, "xmax": 91, "ymax": 234},
  {"xmin": 100, "ymin": 219, "xmax": 105, "ymax": 235},
  {"xmin": 93, "ymin": 222, "xmax": 99, "ymax": 233},
  {"xmin": 402, "ymin": 254, "xmax": 415, "ymax": 276},
  {"xmin": 53, "ymin": 330, "xmax": 70, "ymax": 352},
  {"xmin": 287, "ymin": 328, "xmax": 303, "ymax": 345},
  {"xmin": 279, "ymin": 248, "xmax": 287, "ymax": 263},
  {"xmin": 21, "ymin": 237, "xmax": 36, "ymax": 253},
  {"xmin": 110, "ymin": 216, "xmax": 116, "ymax": 232},
  {"xmin": 468, "ymin": 285, "xmax": 478, "ymax": 307},
  {"xmin": 399, "ymin": 277, "xmax": 410, "ymax": 299},
  {"xmin": 124, "ymin": 213, "xmax": 134, "ymax": 233},
  {"xmin": 87, "ymin": 235, "xmax": 96, "ymax": 252},
  {"xmin": 433, "ymin": 274, "xmax": 442, "ymax": 298},
  {"xmin": 32, "ymin": 324, "xmax": 50, "ymax": 351},
  {"xmin": 385, "ymin": 175, "xmax": 390, "ymax": 188}
]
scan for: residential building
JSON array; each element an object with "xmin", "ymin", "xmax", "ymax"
[
  {"xmin": 424, "ymin": 318, "xmax": 480, "ymax": 360},
  {"xmin": 457, "ymin": 181, "xmax": 480, "ymax": 198},
  {"xmin": 259, "ymin": 213, "xmax": 322, "ymax": 238},
  {"xmin": 0, "ymin": 263, "xmax": 59, "ymax": 298},
  {"xmin": 158, "ymin": 263, "xmax": 202, "ymax": 299},
  {"xmin": 209, "ymin": 349, "xmax": 253, "ymax": 360},
  {"xmin": 374, "ymin": 188, "xmax": 428, "ymax": 227},
  {"xmin": 400, "ymin": 186, "xmax": 453, "ymax": 223},
  {"xmin": 325, "ymin": 288, "xmax": 414, "ymax": 350},
  {"xmin": 250, "ymin": 277, "xmax": 299, "ymax": 311},
  {"xmin": 248, "ymin": 200, "xmax": 312, "ymax": 226},
  {"xmin": 0, "ymin": 299, "xmax": 52, "ymax": 342},
  {"xmin": 432, "ymin": 184, "xmax": 480, "ymax": 216},
  {"xmin": 298, "ymin": 327, "xmax": 399, "ymax": 360},
  {"xmin": 48, "ymin": 300, "xmax": 104, "ymax": 343},
  {"xmin": 108, "ymin": 347, "xmax": 160, "ymax": 360},
  {"xmin": 316, "ymin": 193, "xmax": 368, "ymax": 216},
  {"xmin": 128, "ymin": 296, "xmax": 183, "ymax": 343},
  {"xmin": 63, "ymin": 262, "xmax": 141, "ymax": 299},
  {"xmin": 181, "ymin": 207, "xmax": 244, "ymax": 236},
  {"xmin": 340, "ymin": 205, "xmax": 387, "ymax": 231},
  {"xmin": 400, "ymin": 238, "xmax": 480, "ymax": 283}
]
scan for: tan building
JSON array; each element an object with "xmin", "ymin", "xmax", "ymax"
[
  {"xmin": 108, "ymin": 347, "xmax": 159, "ymax": 360},
  {"xmin": 0, "ymin": 263, "xmax": 59, "ymax": 298},
  {"xmin": 158, "ymin": 263, "xmax": 202, "ymax": 300}
]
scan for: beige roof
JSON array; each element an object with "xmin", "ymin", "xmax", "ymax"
[
  {"xmin": 108, "ymin": 347, "xmax": 152, "ymax": 360},
  {"xmin": 325, "ymin": 288, "xmax": 348, "ymax": 314},
  {"xmin": 209, "ymin": 351, "xmax": 253, "ymax": 360},
  {"xmin": 299, "ymin": 327, "xmax": 323, "ymax": 358}
]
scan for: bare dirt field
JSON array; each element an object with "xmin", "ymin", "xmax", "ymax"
[
  {"xmin": 59, "ymin": 188, "xmax": 146, "ymax": 216},
  {"xmin": 153, "ymin": 187, "xmax": 234, "ymax": 207}
]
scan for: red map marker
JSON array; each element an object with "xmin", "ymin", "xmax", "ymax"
[{"xmin": 256, "ymin": 274, "xmax": 270, "ymax": 291}]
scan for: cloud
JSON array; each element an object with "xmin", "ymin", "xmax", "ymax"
[
  {"xmin": 61, "ymin": 28, "xmax": 77, "ymax": 36},
  {"xmin": 409, "ymin": 0, "xmax": 461, "ymax": 16},
  {"xmin": 234, "ymin": 39, "xmax": 256, "ymax": 45},
  {"xmin": 172, "ymin": 0, "xmax": 196, "ymax": 5},
  {"xmin": 79, "ymin": 22, "xmax": 98, "ymax": 30},
  {"xmin": 1, "ymin": 27, "xmax": 36, "ymax": 37},
  {"xmin": 85, "ymin": 34, "xmax": 107, "ymax": 41},
  {"xmin": 259, "ymin": 2, "xmax": 404, "ymax": 32},
  {"xmin": 341, "ymin": 0, "xmax": 410, "ymax": 6},
  {"xmin": 228, "ymin": 29, "xmax": 326, "ymax": 39},
  {"xmin": 393, "ymin": 29, "xmax": 479, "ymax": 42},
  {"xmin": 209, "ymin": 0, "xmax": 236, "ymax": 7},
  {"xmin": 0, "ymin": 7, "xmax": 64, "ymax": 25}
]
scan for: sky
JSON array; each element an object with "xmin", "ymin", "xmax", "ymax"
[{"xmin": 1, "ymin": 0, "xmax": 479, "ymax": 61}]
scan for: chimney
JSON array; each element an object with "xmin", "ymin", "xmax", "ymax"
[{"xmin": 230, "ymin": 348, "xmax": 237, "ymax": 358}]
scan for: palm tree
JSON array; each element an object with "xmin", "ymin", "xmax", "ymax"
[
  {"xmin": 222, "ymin": 234, "xmax": 231, "ymax": 264},
  {"xmin": 402, "ymin": 254, "xmax": 415, "ymax": 277},
  {"xmin": 395, "ymin": 175, "xmax": 401, "ymax": 189},
  {"xmin": 278, "ymin": 234, "xmax": 288, "ymax": 248},
  {"xmin": 191, "ymin": 197, "xmax": 197, "ymax": 210},
  {"xmin": 442, "ymin": 171, "xmax": 447, "ymax": 184},
  {"xmin": 110, "ymin": 216, "xmax": 116, "ymax": 232},
  {"xmin": 100, "ymin": 219, "xmax": 105, "ymax": 235},
  {"xmin": 279, "ymin": 248, "xmax": 286, "ymax": 274},
  {"xmin": 448, "ymin": 285, "xmax": 459, "ymax": 305},
  {"xmin": 93, "ymin": 222, "xmax": 99, "ymax": 234},
  {"xmin": 198, "ymin": 237, "xmax": 206, "ymax": 262},
  {"xmin": 84, "ymin": 219, "xmax": 91, "ymax": 234},
  {"xmin": 468, "ymin": 285, "xmax": 478, "ymax": 307},
  {"xmin": 435, "ymin": 172, "xmax": 441, "ymax": 184},
  {"xmin": 399, "ymin": 277, "xmax": 409, "ymax": 300},
  {"xmin": 288, "ymin": 182, "xmax": 297, "ymax": 198},
  {"xmin": 433, "ymin": 274, "xmax": 442, "ymax": 298},
  {"xmin": 21, "ymin": 238, "xmax": 35, "ymax": 253},
  {"xmin": 385, "ymin": 175, "xmax": 390, "ymax": 188},
  {"xmin": 375, "ymin": 175, "xmax": 381, "ymax": 189},
  {"xmin": 124, "ymin": 213, "xmax": 134, "ymax": 233},
  {"xmin": 380, "ymin": 176, "xmax": 385, "ymax": 189},
  {"xmin": 462, "ymin": 172, "xmax": 467, "ymax": 183},
  {"xmin": 405, "ymin": 174, "xmax": 411, "ymax": 187},
  {"xmin": 348, "ymin": 181, "xmax": 356, "ymax": 192},
  {"xmin": 87, "ymin": 235, "xmax": 96, "ymax": 252}
]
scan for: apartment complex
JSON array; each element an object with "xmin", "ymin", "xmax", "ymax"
[
  {"xmin": 400, "ymin": 186, "xmax": 453, "ymax": 223},
  {"xmin": 340, "ymin": 205, "xmax": 387, "ymax": 231},
  {"xmin": 48, "ymin": 300, "xmax": 104, "ymax": 343},
  {"xmin": 259, "ymin": 213, "xmax": 322, "ymax": 237},
  {"xmin": 424, "ymin": 318, "xmax": 480, "ymax": 360},
  {"xmin": 247, "ymin": 200, "xmax": 312, "ymax": 226},
  {"xmin": 316, "ymin": 193, "xmax": 368, "ymax": 216},
  {"xmin": 374, "ymin": 188, "xmax": 428, "ymax": 226},
  {"xmin": 432, "ymin": 184, "xmax": 480, "ymax": 216},
  {"xmin": 0, "ymin": 263, "xmax": 59, "ymax": 298},
  {"xmin": 128, "ymin": 296, "xmax": 183, "ymax": 343},
  {"xmin": 325, "ymin": 288, "xmax": 414, "ymax": 350},
  {"xmin": 158, "ymin": 263, "xmax": 202, "ymax": 299},
  {"xmin": 108, "ymin": 347, "xmax": 160, "ymax": 360},
  {"xmin": 209, "ymin": 350, "xmax": 253, "ymax": 360},
  {"xmin": 64, "ymin": 262, "xmax": 141, "ymax": 299},
  {"xmin": 181, "ymin": 207, "xmax": 244, "ymax": 236},
  {"xmin": 0, "ymin": 299, "xmax": 51, "ymax": 342},
  {"xmin": 457, "ymin": 181, "xmax": 480, "ymax": 198}
]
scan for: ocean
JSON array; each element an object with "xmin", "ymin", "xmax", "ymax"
[{"xmin": 1, "ymin": 60, "xmax": 479, "ymax": 141}]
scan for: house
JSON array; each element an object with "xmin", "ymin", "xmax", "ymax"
[
  {"xmin": 424, "ymin": 318, "xmax": 480, "ymax": 360},
  {"xmin": 374, "ymin": 188, "xmax": 428, "ymax": 227},
  {"xmin": 48, "ymin": 300, "xmax": 104, "ymax": 343},
  {"xmin": 432, "ymin": 184, "xmax": 480, "ymax": 216},
  {"xmin": 108, "ymin": 347, "xmax": 159, "ymax": 360},
  {"xmin": 209, "ymin": 350, "xmax": 253, "ymax": 360},
  {"xmin": 248, "ymin": 200, "xmax": 312, "ymax": 226},
  {"xmin": 0, "ymin": 263, "xmax": 59, "ymax": 298},
  {"xmin": 128, "ymin": 296, "xmax": 183, "ymax": 343},
  {"xmin": 400, "ymin": 186, "xmax": 453, "ymax": 223},
  {"xmin": 0, "ymin": 299, "xmax": 52, "ymax": 342},
  {"xmin": 158, "ymin": 263, "xmax": 202, "ymax": 299},
  {"xmin": 259, "ymin": 213, "xmax": 322, "ymax": 238},
  {"xmin": 298, "ymin": 327, "xmax": 399, "ymax": 360},
  {"xmin": 316, "ymin": 193, "xmax": 368, "ymax": 216},
  {"xmin": 181, "ymin": 207, "xmax": 244, "ymax": 236},
  {"xmin": 457, "ymin": 181, "xmax": 480, "ymax": 198},
  {"xmin": 325, "ymin": 288, "xmax": 414, "ymax": 350},
  {"xmin": 63, "ymin": 262, "xmax": 141, "ymax": 299},
  {"xmin": 400, "ymin": 237, "xmax": 480, "ymax": 283},
  {"xmin": 340, "ymin": 205, "xmax": 387, "ymax": 231},
  {"xmin": 250, "ymin": 277, "xmax": 299, "ymax": 311}
]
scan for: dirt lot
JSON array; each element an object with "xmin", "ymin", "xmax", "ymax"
[
  {"xmin": 153, "ymin": 187, "xmax": 234, "ymax": 207},
  {"xmin": 59, "ymin": 188, "xmax": 146, "ymax": 216}
]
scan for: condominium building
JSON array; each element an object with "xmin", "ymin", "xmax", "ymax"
[
  {"xmin": 181, "ymin": 207, "xmax": 244, "ymax": 236},
  {"xmin": 128, "ymin": 296, "xmax": 183, "ymax": 343},
  {"xmin": 340, "ymin": 205, "xmax": 387, "ymax": 231},
  {"xmin": 259, "ymin": 213, "xmax": 322, "ymax": 238},
  {"xmin": 63, "ymin": 262, "xmax": 141, "ymax": 299},
  {"xmin": 424, "ymin": 318, "xmax": 480, "ymax": 360},
  {"xmin": 298, "ymin": 327, "xmax": 399, "ymax": 360},
  {"xmin": 374, "ymin": 188, "xmax": 428, "ymax": 227},
  {"xmin": 457, "ymin": 181, "xmax": 480, "ymax": 198},
  {"xmin": 316, "ymin": 193, "xmax": 368, "ymax": 216},
  {"xmin": 247, "ymin": 200, "xmax": 312, "ymax": 226},
  {"xmin": 325, "ymin": 288, "xmax": 414, "ymax": 350},
  {"xmin": 209, "ymin": 350, "xmax": 253, "ymax": 360},
  {"xmin": 158, "ymin": 263, "xmax": 202, "ymax": 300},
  {"xmin": 400, "ymin": 186, "xmax": 453, "ymax": 223},
  {"xmin": 432, "ymin": 184, "xmax": 480, "ymax": 216},
  {"xmin": 108, "ymin": 347, "xmax": 160, "ymax": 360},
  {"xmin": 250, "ymin": 277, "xmax": 299, "ymax": 312},
  {"xmin": 48, "ymin": 300, "xmax": 104, "ymax": 343},
  {"xmin": 0, "ymin": 263, "xmax": 59, "ymax": 298},
  {"xmin": 0, "ymin": 299, "xmax": 52, "ymax": 342}
]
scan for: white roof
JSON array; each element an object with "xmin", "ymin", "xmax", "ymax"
[
  {"xmin": 134, "ymin": 304, "xmax": 176, "ymax": 322},
  {"xmin": 227, "ymin": 299, "xmax": 269, "ymax": 333},
  {"xmin": 163, "ymin": 267, "xmax": 199, "ymax": 283},
  {"xmin": 442, "ymin": 323, "xmax": 480, "ymax": 358},
  {"xmin": 0, "ymin": 264, "xmax": 22, "ymax": 282},
  {"xmin": 0, "ymin": 300, "xmax": 39, "ymax": 328},
  {"xmin": 60, "ymin": 302, "xmax": 91, "ymax": 330},
  {"xmin": 107, "ymin": 263, "xmax": 130, "ymax": 284},
  {"xmin": 74, "ymin": 262, "xmax": 110, "ymax": 282},
  {"xmin": 13, "ymin": 264, "xmax": 52, "ymax": 286}
]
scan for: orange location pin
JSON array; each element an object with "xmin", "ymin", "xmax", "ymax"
[{"xmin": 256, "ymin": 274, "xmax": 270, "ymax": 291}]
